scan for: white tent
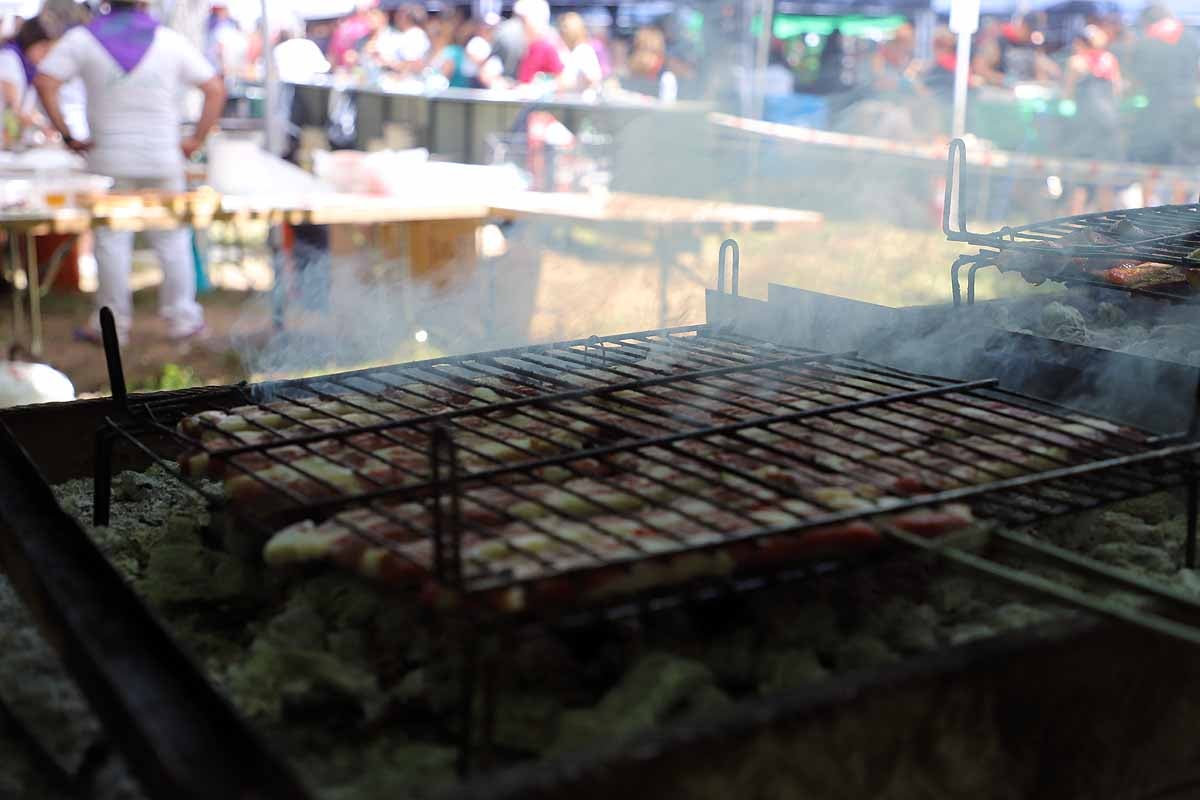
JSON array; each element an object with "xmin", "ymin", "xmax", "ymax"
[
  {"xmin": 223, "ymin": 0, "xmax": 353, "ymax": 27},
  {"xmin": 0, "ymin": 0, "xmax": 42, "ymax": 18},
  {"xmin": 932, "ymin": 0, "xmax": 1200, "ymax": 19}
]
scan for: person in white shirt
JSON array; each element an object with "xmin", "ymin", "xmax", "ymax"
[
  {"xmin": 556, "ymin": 12, "xmax": 601, "ymax": 93},
  {"xmin": 38, "ymin": 0, "xmax": 91, "ymax": 142},
  {"xmin": 390, "ymin": 4, "xmax": 430, "ymax": 67},
  {"xmin": 35, "ymin": 0, "xmax": 225, "ymax": 344},
  {"xmin": 0, "ymin": 17, "xmax": 54, "ymax": 143}
]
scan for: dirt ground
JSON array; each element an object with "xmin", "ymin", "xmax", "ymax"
[{"xmin": 0, "ymin": 220, "xmax": 1045, "ymax": 398}]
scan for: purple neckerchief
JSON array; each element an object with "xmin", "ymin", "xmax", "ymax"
[
  {"xmin": 87, "ymin": 8, "xmax": 159, "ymax": 73},
  {"xmin": 3, "ymin": 42, "xmax": 35, "ymax": 84}
]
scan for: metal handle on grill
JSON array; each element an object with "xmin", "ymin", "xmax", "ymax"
[
  {"xmin": 717, "ymin": 238, "xmax": 739, "ymax": 297},
  {"xmin": 943, "ymin": 138, "xmax": 969, "ymax": 239},
  {"xmin": 99, "ymin": 306, "xmax": 128, "ymax": 415}
]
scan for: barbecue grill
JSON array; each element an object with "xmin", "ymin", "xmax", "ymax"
[
  {"xmin": 7, "ymin": 247, "xmax": 1200, "ymax": 798},
  {"xmin": 943, "ymin": 139, "xmax": 1200, "ymax": 305}
]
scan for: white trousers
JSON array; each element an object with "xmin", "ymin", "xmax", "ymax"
[{"xmin": 91, "ymin": 175, "xmax": 204, "ymax": 337}]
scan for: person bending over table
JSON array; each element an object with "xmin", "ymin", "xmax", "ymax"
[
  {"xmin": 34, "ymin": 0, "xmax": 225, "ymax": 345},
  {"xmin": 0, "ymin": 17, "xmax": 55, "ymax": 145}
]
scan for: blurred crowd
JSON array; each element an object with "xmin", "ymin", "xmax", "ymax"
[
  {"xmin": 854, "ymin": 3, "xmax": 1198, "ymax": 165},
  {"xmin": 204, "ymin": 0, "xmax": 694, "ymax": 102}
]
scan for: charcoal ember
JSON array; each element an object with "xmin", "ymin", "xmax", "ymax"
[
  {"xmin": 1094, "ymin": 302, "xmax": 1127, "ymax": 328},
  {"xmin": 551, "ymin": 653, "xmax": 718, "ymax": 754},
  {"xmin": 689, "ymin": 683, "xmax": 734, "ymax": 715},
  {"xmin": 299, "ymin": 739, "xmax": 456, "ymax": 800},
  {"xmin": 1084, "ymin": 331, "xmax": 1124, "ymax": 351},
  {"xmin": 115, "ymin": 470, "xmax": 156, "ymax": 502},
  {"xmin": 870, "ymin": 600, "xmax": 939, "ymax": 654},
  {"xmin": 832, "ymin": 633, "xmax": 898, "ymax": 670},
  {"xmin": 946, "ymin": 624, "xmax": 995, "ymax": 646},
  {"xmin": 756, "ymin": 648, "xmax": 828, "ymax": 694},
  {"xmin": 988, "ymin": 602, "xmax": 1055, "ymax": 632},
  {"xmin": 1175, "ymin": 569, "xmax": 1200, "ymax": 597},
  {"xmin": 0, "ymin": 580, "xmax": 106, "ymax": 780},
  {"xmin": 491, "ymin": 692, "xmax": 562, "ymax": 754},
  {"xmin": 263, "ymin": 603, "xmax": 327, "ymax": 650},
  {"xmin": 281, "ymin": 682, "xmax": 365, "ymax": 729},
  {"xmin": 1103, "ymin": 589, "xmax": 1149, "ymax": 609},
  {"xmin": 1040, "ymin": 510, "xmax": 1154, "ymax": 553},
  {"xmin": 929, "ymin": 576, "xmax": 987, "ymax": 619},
  {"xmin": 137, "ymin": 542, "xmax": 257, "ymax": 607},
  {"xmin": 1114, "ymin": 492, "xmax": 1185, "ymax": 526},
  {"xmin": 509, "ymin": 636, "xmax": 587, "ymax": 695},
  {"xmin": 1038, "ymin": 302, "xmax": 1087, "ymax": 341},
  {"xmin": 290, "ymin": 573, "xmax": 381, "ymax": 630},
  {"xmin": 765, "ymin": 599, "xmax": 840, "ymax": 651},
  {"xmin": 702, "ymin": 629, "xmax": 759, "ymax": 689},
  {"xmin": 224, "ymin": 638, "xmax": 381, "ymax": 723},
  {"xmin": 1089, "ymin": 542, "xmax": 1176, "ymax": 575},
  {"xmin": 1050, "ymin": 325, "xmax": 1088, "ymax": 344}
]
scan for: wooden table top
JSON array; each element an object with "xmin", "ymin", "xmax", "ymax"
[
  {"xmin": 489, "ymin": 191, "xmax": 824, "ymax": 230},
  {"xmin": 0, "ymin": 189, "xmax": 823, "ymax": 234}
]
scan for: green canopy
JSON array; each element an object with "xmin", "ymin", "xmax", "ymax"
[{"xmin": 772, "ymin": 14, "xmax": 909, "ymax": 39}]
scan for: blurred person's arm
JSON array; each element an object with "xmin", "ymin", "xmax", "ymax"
[
  {"xmin": 871, "ymin": 50, "xmax": 899, "ymax": 91},
  {"xmin": 1033, "ymin": 51, "xmax": 1062, "ymax": 82},
  {"xmin": 32, "ymin": 74, "xmax": 80, "ymax": 147},
  {"xmin": 1062, "ymin": 54, "xmax": 1084, "ymax": 99},
  {"xmin": 182, "ymin": 75, "xmax": 226, "ymax": 157},
  {"xmin": 477, "ymin": 56, "xmax": 506, "ymax": 89},
  {"xmin": 176, "ymin": 41, "xmax": 225, "ymax": 158},
  {"xmin": 33, "ymin": 34, "xmax": 86, "ymax": 148},
  {"xmin": 971, "ymin": 38, "xmax": 1004, "ymax": 86}
]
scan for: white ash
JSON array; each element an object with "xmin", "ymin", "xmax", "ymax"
[
  {"xmin": 0, "ymin": 578, "xmax": 145, "ymax": 800},
  {"xmin": 37, "ymin": 466, "xmax": 1200, "ymax": 797}
]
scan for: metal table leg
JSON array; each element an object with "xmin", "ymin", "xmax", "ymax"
[
  {"xmin": 26, "ymin": 231, "xmax": 41, "ymax": 356},
  {"xmin": 37, "ymin": 237, "xmax": 76, "ymax": 298},
  {"xmin": 9, "ymin": 233, "xmax": 24, "ymax": 351}
]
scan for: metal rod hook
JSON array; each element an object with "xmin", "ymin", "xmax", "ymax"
[
  {"xmin": 943, "ymin": 138, "xmax": 969, "ymax": 238},
  {"xmin": 99, "ymin": 307, "xmax": 128, "ymax": 416},
  {"xmin": 718, "ymin": 239, "xmax": 740, "ymax": 297}
]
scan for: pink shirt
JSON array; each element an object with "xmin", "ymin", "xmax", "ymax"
[
  {"xmin": 517, "ymin": 37, "xmax": 563, "ymax": 83},
  {"xmin": 328, "ymin": 13, "xmax": 373, "ymax": 67}
]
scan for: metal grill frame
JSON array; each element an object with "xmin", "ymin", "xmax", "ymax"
[
  {"xmin": 92, "ymin": 308, "xmax": 1200, "ymax": 614},
  {"xmin": 943, "ymin": 139, "xmax": 1200, "ymax": 305}
]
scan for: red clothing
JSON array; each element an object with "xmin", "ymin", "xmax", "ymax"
[
  {"xmin": 328, "ymin": 13, "xmax": 373, "ymax": 67},
  {"xmin": 1082, "ymin": 48, "xmax": 1121, "ymax": 83},
  {"xmin": 517, "ymin": 37, "xmax": 563, "ymax": 83},
  {"xmin": 1148, "ymin": 17, "xmax": 1184, "ymax": 45}
]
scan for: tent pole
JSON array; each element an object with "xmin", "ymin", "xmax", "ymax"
[
  {"xmin": 260, "ymin": 0, "xmax": 279, "ymax": 154},
  {"xmin": 951, "ymin": 30, "xmax": 971, "ymax": 138}
]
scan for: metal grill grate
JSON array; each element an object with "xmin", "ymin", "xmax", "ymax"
[
  {"xmin": 943, "ymin": 139, "xmax": 1200, "ymax": 304},
  {"xmin": 93, "ymin": 313, "xmax": 1200, "ymax": 614}
]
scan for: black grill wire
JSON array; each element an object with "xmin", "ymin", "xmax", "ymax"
[
  {"xmin": 943, "ymin": 138, "xmax": 1200, "ymax": 304},
  {"xmin": 94, "ymin": 326, "xmax": 1200, "ymax": 619}
]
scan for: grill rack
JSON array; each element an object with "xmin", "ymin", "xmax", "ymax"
[
  {"xmin": 88, "ymin": 244, "xmax": 1200, "ymax": 771},
  {"xmin": 943, "ymin": 138, "xmax": 1200, "ymax": 305},
  {"xmin": 93, "ymin": 301, "xmax": 1200, "ymax": 616}
]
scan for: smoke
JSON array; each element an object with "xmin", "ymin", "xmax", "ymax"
[{"xmin": 762, "ymin": 287, "xmax": 1200, "ymax": 436}]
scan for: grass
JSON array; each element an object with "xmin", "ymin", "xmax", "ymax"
[{"xmin": 132, "ymin": 363, "xmax": 200, "ymax": 393}]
